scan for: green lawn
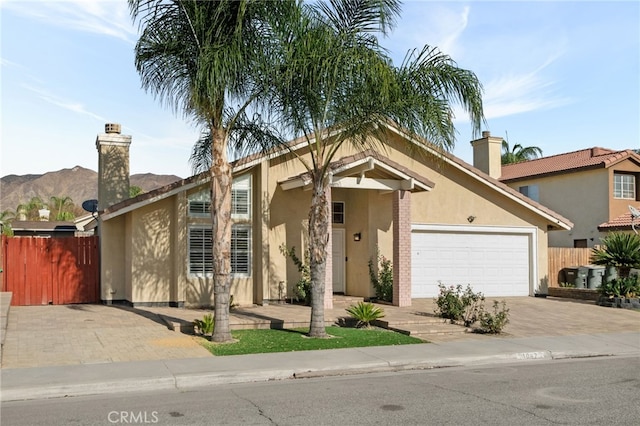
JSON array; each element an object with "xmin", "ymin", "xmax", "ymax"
[{"xmin": 198, "ymin": 326, "xmax": 425, "ymax": 356}]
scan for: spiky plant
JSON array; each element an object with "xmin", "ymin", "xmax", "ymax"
[
  {"xmin": 346, "ymin": 302, "xmax": 385, "ymax": 328},
  {"xmin": 591, "ymin": 232, "xmax": 640, "ymax": 278}
]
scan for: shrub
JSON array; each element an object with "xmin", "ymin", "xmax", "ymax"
[
  {"xmin": 434, "ymin": 283, "xmax": 485, "ymax": 327},
  {"xmin": 559, "ymin": 282, "xmax": 576, "ymax": 288},
  {"xmin": 193, "ymin": 313, "xmax": 214, "ymax": 336},
  {"xmin": 279, "ymin": 244, "xmax": 311, "ymax": 305},
  {"xmin": 346, "ymin": 302, "xmax": 385, "ymax": 328},
  {"xmin": 368, "ymin": 250, "xmax": 393, "ymax": 302},
  {"xmin": 591, "ymin": 232, "xmax": 640, "ymax": 278},
  {"xmin": 599, "ymin": 276, "xmax": 640, "ymax": 298},
  {"xmin": 477, "ymin": 301, "xmax": 510, "ymax": 334}
]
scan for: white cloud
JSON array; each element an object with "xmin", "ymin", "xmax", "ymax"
[
  {"xmin": 1, "ymin": 0, "xmax": 136, "ymax": 43},
  {"xmin": 22, "ymin": 84, "xmax": 111, "ymax": 123}
]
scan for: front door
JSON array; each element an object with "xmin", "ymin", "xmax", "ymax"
[{"xmin": 332, "ymin": 229, "xmax": 346, "ymax": 293}]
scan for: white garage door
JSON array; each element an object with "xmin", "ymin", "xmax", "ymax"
[{"xmin": 411, "ymin": 226, "xmax": 532, "ymax": 298}]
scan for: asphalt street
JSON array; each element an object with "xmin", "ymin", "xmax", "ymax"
[{"xmin": 2, "ymin": 356, "xmax": 638, "ymax": 426}]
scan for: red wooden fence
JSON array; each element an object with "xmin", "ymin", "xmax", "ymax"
[{"xmin": 1, "ymin": 236, "xmax": 99, "ymax": 306}]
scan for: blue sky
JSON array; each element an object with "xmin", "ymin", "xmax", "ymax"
[{"xmin": 1, "ymin": 0, "xmax": 638, "ymax": 178}]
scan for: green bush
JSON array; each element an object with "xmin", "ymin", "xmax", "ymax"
[
  {"xmin": 478, "ymin": 301, "xmax": 510, "ymax": 334},
  {"xmin": 434, "ymin": 283, "xmax": 485, "ymax": 327},
  {"xmin": 193, "ymin": 313, "xmax": 214, "ymax": 336},
  {"xmin": 368, "ymin": 250, "xmax": 393, "ymax": 302},
  {"xmin": 591, "ymin": 232, "xmax": 640, "ymax": 278},
  {"xmin": 599, "ymin": 276, "xmax": 640, "ymax": 298},
  {"xmin": 279, "ymin": 244, "xmax": 311, "ymax": 305},
  {"xmin": 346, "ymin": 302, "xmax": 385, "ymax": 328}
]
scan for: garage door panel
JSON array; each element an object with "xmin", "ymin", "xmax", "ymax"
[{"xmin": 412, "ymin": 229, "xmax": 531, "ymax": 298}]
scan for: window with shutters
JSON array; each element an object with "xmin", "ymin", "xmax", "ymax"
[
  {"xmin": 188, "ymin": 226, "xmax": 213, "ymax": 275},
  {"xmin": 188, "ymin": 191, "xmax": 211, "ymax": 217},
  {"xmin": 231, "ymin": 226, "xmax": 251, "ymax": 275},
  {"xmin": 188, "ymin": 225, "xmax": 252, "ymax": 276},
  {"xmin": 232, "ymin": 174, "xmax": 251, "ymax": 219},
  {"xmin": 188, "ymin": 174, "xmax": 251, "ymax": 218}
]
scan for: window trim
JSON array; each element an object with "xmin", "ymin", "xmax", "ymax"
[
  {"xmin": 518, "ymin": 185, "xmax": 539, "ymax": 202},
  {"xmin": 613, "ymin": 173, "xmax": 636, "ymax": 200}
]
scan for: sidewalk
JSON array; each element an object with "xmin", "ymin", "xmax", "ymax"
[
  {"xmin": 2, "ymin": 331, "xmax": 638, "ymax": 402},
  {"xmin": 1, "ymin": 293, "xmax": 639, "ymax": 402}
]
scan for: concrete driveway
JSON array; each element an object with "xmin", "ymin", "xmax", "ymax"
[{"xmin": 1, "ymin": 296, "xmax": 638, "ymax": 368}]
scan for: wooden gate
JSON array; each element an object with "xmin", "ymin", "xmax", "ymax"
[{"xmin": 1, "ymin": 236, "xmax": 99, "ymax": 306}]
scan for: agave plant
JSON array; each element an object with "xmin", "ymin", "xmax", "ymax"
[
  {"xmin": 346, "ymin": 302, "xmax": 385, "ymax": 328},
  {"xmin": 591, "ymin": 232, "xmax": 640, "ymax": 278}
]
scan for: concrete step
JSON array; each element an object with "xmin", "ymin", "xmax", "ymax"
[{"xmin": 387, "ymin": 322, "xmax": 469, "ymax": 339}]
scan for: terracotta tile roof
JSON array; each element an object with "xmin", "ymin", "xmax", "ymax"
[
  {"xmin": 500, "ymin": 147, "xmax": 640, "ymax": 182},
  {"xmin": 598, "ymin": 210, "xmax": 640, "ymax": 231}
]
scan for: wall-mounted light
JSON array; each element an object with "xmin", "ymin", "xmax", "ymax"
[
  {"xmin": 467, "ymin": 215, "xmax": 476, "ymax": 223},
  {"xmin": 353, "ymin": 232, "xmax": 362, "ymax": 242}
]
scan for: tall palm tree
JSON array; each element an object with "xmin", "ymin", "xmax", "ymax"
[
  {"xmin": 501, "ymin": 138, "xmax": 543, "ymax": 165},
  {"xmin": 264, "ymin": 0, "xmax": 484, "ymax": 337},
  {"xmin": 128, "ymin": 0, "xmax": 293, "ymax": 342},
  {"xmin": 16, "ymin": 196, "xmax": 45, "ymax": 221},
  {"xmin": 50, "ymin": 196, "xmax": 75, "ymax": 221}
]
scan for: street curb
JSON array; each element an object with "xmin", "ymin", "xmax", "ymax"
[
  {"xmin": 3, "ymin": 350, "xmax": 615, "ymax": 402},
  {"xmin": 1, "ymin": 377, "xmax": 177, "ymax": 402}
]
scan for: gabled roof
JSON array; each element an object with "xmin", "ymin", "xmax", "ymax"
[
  {"xmin": 279, "ymin": 150, "xmax": 435, "ymax": 192},
  {"xmin": 99, "ymin": 123, "xmax": 573, "ymax": 230},
  {"xmin": 500, "ymin": 147, "xmax": 640, "ymax": 182}
]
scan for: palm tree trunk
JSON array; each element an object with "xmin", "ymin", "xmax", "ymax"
[
  {"xmin": 308, "ymin": 173, "xmax": 330, "ymax": 338},
  {"xmin": 210, "ymin": 126, "xmax": 233, "ymax": 343}
]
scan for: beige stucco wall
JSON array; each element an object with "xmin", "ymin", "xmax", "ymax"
[
  {"xmin": 100, "ymin": 215, "xmax": 127, "ymax": 302},
  {"xmin": 504, "ymin": 169, "xmax": 608, "ymax": 248}
]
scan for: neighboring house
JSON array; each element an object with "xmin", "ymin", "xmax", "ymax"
[
  {"xmin": 498, "ymin": 146, "xmax": 640, "ymax": 248},
  {"xmin": 10, "ymin": 221, "xmax": 78, "ymax": 237},
  {"xmin": 95, "ymin": 125, "xmax": 571, "ymax": 309}
]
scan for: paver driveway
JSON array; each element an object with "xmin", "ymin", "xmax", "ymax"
[{"xmin": 1, "ymin": 296, "xmax": 638, "ymax": 368}]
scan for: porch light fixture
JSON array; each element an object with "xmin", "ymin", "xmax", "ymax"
[
  {"xmin": 467, "ymin": 215, "xmax": 476, "ymax": 223},
  {"xmin": 353, "ymin": 232, "xmax": 362, "ymax": 242}
]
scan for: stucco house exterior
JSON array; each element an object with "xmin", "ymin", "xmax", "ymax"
[
  {"xmin": 498, "ymin": 146, "xmax": 640, "ymax": 248},
  {"xmin": 95, "ymin": 125, "xmax": 571, "ymax": 309}
]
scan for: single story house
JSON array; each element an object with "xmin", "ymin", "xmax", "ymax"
[{"xmin": 95, "ymin": 125, "xmax": 572, "ymax": 308}]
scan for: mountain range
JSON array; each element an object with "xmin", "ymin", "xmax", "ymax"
[{"xmin": 0, "ymin": 166, "xmax": 182, "ymax": 214}]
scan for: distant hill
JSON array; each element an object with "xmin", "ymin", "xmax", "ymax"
[{"xmin": 0, "ymin": 166, "xmax": 182, "ymax": 213}]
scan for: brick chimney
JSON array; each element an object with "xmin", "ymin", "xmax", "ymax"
[
  {"xmin": 96, "ymin": 123, "xmax": 131, "ymax": 211},
  {"xmin": 471, "ymin": 131, "xmax": 502, "ymax": 179}
]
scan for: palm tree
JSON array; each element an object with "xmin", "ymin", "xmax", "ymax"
[
  {"xmin": 50, "ymin": 196, "xmax": 75, "ymax": 221},
  {"xmin": 264, "ymin": 0, "xmax": 484, "ymax": 337},
  {"xmin": 129, "ymin": 0, "xmax": 294, "ymax": 342},
  {"xmin": 16, "ymin": 196, "xmax": 45, "ymax": 221},
  {"xmin": 501, "ymin": 138, "xmax": 543, "ymax": 165},
  {"xmin": 0, "ymin": 210, "xmax": 15, "ymax": 235}
]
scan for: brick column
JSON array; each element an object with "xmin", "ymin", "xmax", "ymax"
[
  {"xmin": 392, "ymin": 190, "xmax": 411, "ymax": 307},
  {"xmin": 324, "ymin": 187, "xmax": 333, "ymax": 309}
]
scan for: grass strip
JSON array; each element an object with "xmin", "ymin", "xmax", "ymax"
[{"xmin": 198, "ymin": 326, "xmax": 424, "ymax": 356}]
